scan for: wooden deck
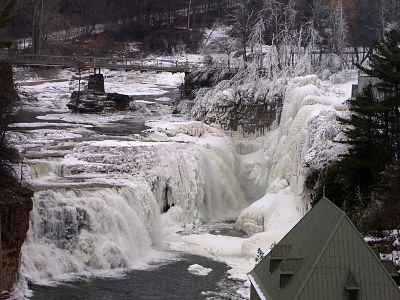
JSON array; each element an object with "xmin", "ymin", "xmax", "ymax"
[{"xmin": 6, "ymin": 54, "xmax": 197, "ymax": 73}]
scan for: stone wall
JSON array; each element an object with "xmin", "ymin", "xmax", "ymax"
[
  {"xmin": 200, "ymin": 93, "xmax": 283, "ymax": 136},
  {"xmin": 0, "ymin": 185, "xmax": 33, "ymax": 291}
]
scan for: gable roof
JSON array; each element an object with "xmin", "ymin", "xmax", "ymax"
[{"xmin": 248, "ymin": 197, "xmax": 400, "ymax": 300}]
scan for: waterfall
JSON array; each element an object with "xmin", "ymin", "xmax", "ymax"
[
  {"xmin": 21, "ymin": 183, "xmax": 161, "ymax": 283},
  {"xmin": 21, "ymin": 134, "xmax": 247, "ymax": 283}
]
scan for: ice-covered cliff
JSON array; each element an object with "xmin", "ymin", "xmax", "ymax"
[{"xmin": 233, "ymin": 74, "xmax": 354, "ymax": 256}]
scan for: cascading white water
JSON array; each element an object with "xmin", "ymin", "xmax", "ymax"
[
  {"xmin": 22, "ymin": 183, "xmax": 160, "ymax": 283},
  {"xmin": 21, "ymin": 127, "xmax": 248, "ymax": 284}
]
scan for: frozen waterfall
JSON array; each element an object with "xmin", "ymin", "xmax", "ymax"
[{"xmin": 235, "ymin": 74, "xmax": 353, "ymax": 254}]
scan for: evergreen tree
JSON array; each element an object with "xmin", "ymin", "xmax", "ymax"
[
  {"xmin": 313, "ymin": 30, "xmax": 400, "ymax": 233},
  {"xmin": 355, "ymin": 29, "xmax": 400, "ymax": 158},
  {"xmin": 324, "ymin": 84, "xmax": 389, "ymax": 208},
  {"xmin": 72, "ymin": 56, "xmax": 89, "ymax": 104}
]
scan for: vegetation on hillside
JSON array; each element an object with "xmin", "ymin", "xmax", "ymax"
[
  {"xmin": 0, "ymin": 61, "xmax": 19, "ymax": 187},
  {"xmin": 0, "ymin": 0, "xmax": 19, "ymax": 188},
  {"xmin": 0, "ymin": 0, "xmax": 397, "ymax": 58}
]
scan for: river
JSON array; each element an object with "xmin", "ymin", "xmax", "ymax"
[{"xmin": 11, "ymin": 69, "xmax": 251, "ymax": 299}]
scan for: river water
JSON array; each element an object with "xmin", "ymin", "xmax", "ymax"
[
  {"xmin": 11, "ymin": 71, "xmax": 250, "ymax": 300},
  {"xmin": 30, "ymin": 253, "xmax": 230, "ymax": 300}
]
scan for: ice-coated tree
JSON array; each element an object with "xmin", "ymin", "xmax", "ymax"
[
  {"xmin": 375, "ymin": 0, "xmax": 400, "ymax": 38},
  {"xmin": 248, "ymin": 16, "xmax": 265, "ymax": 69},
  {"xmin": 326, "ymin": 0, "xmax": 349, "ymax": 64},
  {"xmin": 230, "ymin": 0, "xmax": 263, "ymax": 62}
]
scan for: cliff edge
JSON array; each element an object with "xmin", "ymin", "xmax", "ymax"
[{"xmin": 0, "ymin": 185, "xmax": 33, "ymax": 291}]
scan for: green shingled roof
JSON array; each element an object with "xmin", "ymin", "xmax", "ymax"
[{"xmin": 248, "ymin": 197, "xmax": 400, "ymax": 300}]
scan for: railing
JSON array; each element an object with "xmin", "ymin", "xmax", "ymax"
[{"xmin": 5, "ymin": 54, "xmax": 202, "ymax": 73}]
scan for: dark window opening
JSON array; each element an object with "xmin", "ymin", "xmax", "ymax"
[
  {"xmin": 280, "ymin": 274, "xmax": 292, "ymax": 288},
  {"xmin": 349, "ymin": 291, "xmax": 358, "ymax": 300},
  {"xmin": 269, "ymin": 259, "xmax": 281, "ymax": 273}
]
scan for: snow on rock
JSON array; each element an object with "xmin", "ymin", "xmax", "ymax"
[
  {"xmin": 103, "ymin": 70, "xmax": 184, "ymax": 95},
  {"xmin": 188, "ymin": 264, "xmax": 212, "ymax": 276},
  {"xmin": 62, "ymin": 123, "xmax": 247, "ymax": 225},
  {"xmin": 235, "ymin": 187, "xmax": 299, "ymax": 237},
  {"xmin": 191, "ymin": 74, "xmax": 285, "ymax": 134}
]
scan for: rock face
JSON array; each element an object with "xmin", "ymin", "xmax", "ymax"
[
  {"xmin": 211, "ymin": 99, "xmax": 282, "ymax": 134},
  {"xmin": 0, "ymin": 185, "xmax": 33, "ymax": 291},
  {"xmin": 67, "ymin": 90, "xmax": 131, "ymax": 113}
]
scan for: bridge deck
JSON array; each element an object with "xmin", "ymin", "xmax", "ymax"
[{"xmin": 6, "ymin": 54, "xmax": 195, "ymax": 72}]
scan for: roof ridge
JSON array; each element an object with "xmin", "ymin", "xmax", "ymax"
[
  {"xmin": 316, "ymin": 196, "xmax": 346, "ymax": 216},
  {"xmin": 293, "ymin": 213, "xmax": 345, "ymax": 300}
]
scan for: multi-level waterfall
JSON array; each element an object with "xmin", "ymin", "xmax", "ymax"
[{"xmin": 12, "ymin": 69, "xmax": 354, "ymax": 296}]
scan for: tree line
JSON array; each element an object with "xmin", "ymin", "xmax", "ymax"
[
  {"xmin": 0, "ymin": 0, "xmax": 233, "ymax": 55},
  {"xmin": 0, "ymin": 0, "xmax": 398, "ymax": 57},
  {"xmin": 228, "ymin": 0, "xmax": 400, "ymax": 70}
]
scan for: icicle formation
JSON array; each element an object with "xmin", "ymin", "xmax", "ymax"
[
  {"xmin": 249, "ymin": 75, "xmax": 347, "ymax": 195},
  {"xmin": 235, "ymin": 74, "xmax": 351, "ymax": 235}
]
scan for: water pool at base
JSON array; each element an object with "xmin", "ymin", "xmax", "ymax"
[{"xmin": 29, "ymin": 253, "xmax": 246, "ymax": 300}]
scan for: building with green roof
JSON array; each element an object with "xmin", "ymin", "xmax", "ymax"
[{"xmin": 248, "ymin": 197, "xmax": 400, "ymax": 300}]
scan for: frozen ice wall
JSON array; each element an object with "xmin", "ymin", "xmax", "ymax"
[{"xmin": 235, "ymin": 74, "xmax": 353, "ymax": 246}]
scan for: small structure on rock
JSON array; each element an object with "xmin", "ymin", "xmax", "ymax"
[
  {"xmin": 67, "ymin": 68, "xmax": 130, "ymax": 113},
  {"xmin": 87, "ymin": 68, "xmax": 105, "ymax": 93}
]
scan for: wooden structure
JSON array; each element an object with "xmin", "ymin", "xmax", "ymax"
[{"xmin": 248, "ymin": 197, "xmax": 400, "ymax": 300}]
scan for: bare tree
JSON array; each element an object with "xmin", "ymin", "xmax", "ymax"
[
  {"xmin": 31, "ymin": 0, "xmax": 62, "ymax": 54},
  {"xmin": 230, "ymin": 0, "xmax": 263, "ymax": 62},
  {"xmin": 376, "ymin": 0, "xmax": 400, "ymax": 38}
]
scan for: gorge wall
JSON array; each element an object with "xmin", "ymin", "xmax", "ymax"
[{"xmin": 0, "ymin": 185, "xmax": 33, "ymax": 291}]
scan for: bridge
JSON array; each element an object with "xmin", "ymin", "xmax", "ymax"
[{"xmin": 5, "ymin": 54, "xmax": 202, "ymax": 73}]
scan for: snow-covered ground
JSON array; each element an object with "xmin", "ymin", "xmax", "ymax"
[{"xmin": 11, "ymin": 64, "xmax": 359, "ymax": 299}]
